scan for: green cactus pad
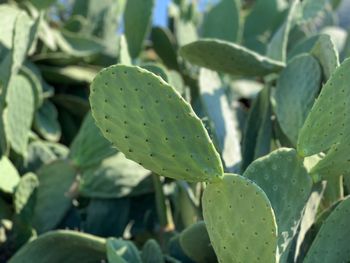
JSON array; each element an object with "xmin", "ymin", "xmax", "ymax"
[
  {"xmin": 106, "ymin": 238, "xmax": 142, "ymax": 263},
  {"xmin": 34, "ymin": 100, "xmax": 61, "ymax": 142},
  {"xmin": 297, "ymin": 58, "xmax": 350, "ymax": 156},
  {"xmin": 201, "ymin": 0, "xmax": 241, "ymax": 42},
  {"xmin": 4, "ymin": 73, "xmax": 35, "ymax": 155},
  {"xmin": 90, "ymin": 65, "xmax": 223, "ymax": 182},
  {"xmin": 303, "ymin": 196, "xmax": 350, "ymax": 263},
  {"xmin": 243, "ymin": 148, "xmax": 312, "ymax": 261},
  {"xmin": 266, "ymin": 0, "xmax": 299, "ymax": 62},
  {"xmin": 124, "ymin": 0, "xmax": 154, "ymax": 59},
  {"xmin": 69, "ymin": 112, "xmax": 116, "ymax": 170},
  {"xmin": 14, "ymin": 173, "xmax": 39, "ymax": 220},
  {"xmin": 32, "ymin": 160, "xmax": 76, "ymax": 233},
  {"xmin": 202, "ymin": 173, "xmax": 277, "ymax": 263},
  {"xmin": 79, "ymin": 153, "xmax": 150, "ymax": 199},
  {"xmin": 179, "ymin": 221, "xmax": 216, "ymax": 263},
  {"xmin": 141, "ymin": 239, "xmax": 164, "ymax": 263},
  {"xmin": 309, "ymin": 133, "xmax": 350, "ymax": 179},
  {"xmin": 275, "ymin": 54, "xmax": 321, "ymax": 145},
  {"xmin": 243, "ymin": 0, "xmax": 288, "ymax": 39},
  {"xmin": 9, "ymin": 230, "xmax": 106, "ymax": 263},
  {"xmin": 151, "ymin": 27, "xmax": 179, "ymax": 70},
  {"xmin": 289, "ymin": 34, "xmax": 340, "ymax": 80},
  {"xmin": 180, "ymin": 39, "xmax": 285, "ymax": 76},
  {"xmin": 0, "ymin": 156, "xmax": 20, "ymax": 194}
]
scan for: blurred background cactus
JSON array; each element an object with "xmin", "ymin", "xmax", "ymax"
[{"xmin": 1, "ymin": 0, "xmax": 350, "ymax": 262}]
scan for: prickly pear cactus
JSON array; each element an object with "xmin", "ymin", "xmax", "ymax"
[
  {"xmin": 297, "ymin": 58, "xmax": 350, "ymax": 157},
  {"xmin": 4, "ymin": 73, "xmax": 35, "ymax": 156},
  {"xmin": 179, "ymin": 221, "xmax": 216, "ymax": 263},
  {"xmin": 90, "ymin": 65, "xmax": 223, "ymax": 182},
  {"xmin": 202, "ymin": 174, "xmax": 277, "ymax": 263},
  {"xmin": 180, "ymin": 39, "xmax": 285, "ymax": 76},
  {"xmin": 243, "ymin": 148, "xmax": 312, "ymax": 262},
  {"xmin": 303, "ymin": 196, "xmax": 350, "ymax": 263},
  {"xmin": 9, "ymin": 230, "xmax": 106, "ymax": 263},
  {"xmin": 275, "ymin": 54, "xmax": 321, "ymax": 145}
]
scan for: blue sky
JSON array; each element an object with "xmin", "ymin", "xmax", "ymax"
[
  {"xmin": 153, "ymin": 0, "xmax": 170, "ymax": 26},
  {"xmin": 153, "ymin": 0, "xmax": 213, "ymax": 26}
]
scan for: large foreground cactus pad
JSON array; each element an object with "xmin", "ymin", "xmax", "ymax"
[
  {"xmin": 202, "ymin": 174, "xmax": 277, "ymax": 263},
  {"xmin": 90, "ymin": 65, "xmax": 223, "ymax": 182}
]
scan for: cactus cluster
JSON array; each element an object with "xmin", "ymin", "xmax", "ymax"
[{"xmin": 1, "ymin": 0, "xmax": 350, "ymax": 262}]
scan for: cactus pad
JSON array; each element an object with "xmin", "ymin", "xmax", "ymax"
[
  {"xmin": 303, "ymin": 196, "xmax": 350, "ymax": 263},
  {"xmin": 275, "ymin": 54, "xmax": 321, "ymax": 145},
  {"xmin": 243, "ymin": 148, "xmax": 312, "ymax": 261},
  {"xmin": 0, "ymin": 156, "xmax": 20, "ymax": 194},
  {"xmin": 4, "ymin": 73, "xmax": 35, "ymax": 155},
  {"xmin": 297, "ymin": 58, "xmax": 350, "ymax": 156},
  {"xmin": 180, "ymin": 39, "xmax": 285, "ymax": 76},
  {"xmin": 90, "ymin": 65, "xmax": 223, "ymax": 182},
  {"xmin": 202, "ymin": 173, "xmax": 277, "ymax": 263},
  {"xmin": 9, "ymin": 230, "xmax": 106, "ymax": 263}
]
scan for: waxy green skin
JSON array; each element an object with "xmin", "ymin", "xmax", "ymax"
[
  {"xmin": 180, "ymin": 39, "xmax": 285, "ymax": 77},
  {"xmin": 202, "ymin": 174, "xmax": 278, "ymax": 263},
  {"xmin": 90, "ymin": 65, "xmax": 223, "ymax": 182},
  {"xmin": 297, "ymin": 58, "xmax": 350, "ymax": 157},
  {"xmin": 244, "ymin": 148, "xmax": 312, "ymax": 262}
]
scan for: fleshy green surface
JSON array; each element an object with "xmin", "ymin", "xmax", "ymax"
[
  {"xmin": 201, "ymin": 0, "xmax": 241, "ymax": 42},
  {"xmin": 124, "ymin": 0, "xmax": 154, "ymax": 59},
  {"xmin": 275, "ymin": 54, "xmax": 321, "ymax": 145},
  {"xmin": 90, "ymin": 65, "xmax": 223, "ymax": 182},
  {"xmin": 69, "ymin": 112, "xmax": 116, "ymax": 169},
  {"xmin": 180, "ymin": 39, "xmax": 284, "ymax": 76},
  {"xmin": 79, "ymin": 153, "xmax": 151, "ymax": 199},
  {"xmin": 4, "ymin": 74, "xmax": 35, "ymax": 155},
  {"xmin": 141, "ymin": 239, "xmax": 164, "ymax": 263},
  {"xmin": 266, "ymin": 0, "xmax": 299, "ymax": 62},
  {"xmin": 310, "ymin": 134, "xmax": 350, "ymax": 179},
  {"xmin": 179, "ymin": 221, "xmax": 216, "ymax": 263},
  {"xmin": 34, "ymin": 100, "xmax": 61, "ymax": 142},
  {"xmin": 9, "ymin": 230, "xmax": 106, "ymax": 263},
  {"xmin": 0, "ymin": 156, "xmax": 20, "ymax": 194},
  {"xmin": 151, "ymin": 27, "xmax": 178, "ymax": 70},
  {"xmin": 288, "ymin": 34, "xmax": 339, "ymax": 80},
  {"xmin": 106, "ymin": 238, "xmax": 141, "ymax": 263},
  {"xmin": 32, "ymin": 160, "xmax": 76, "ymax": 233},
  {"xmin": 14, "ymin": 173, "xmax": 39, "ymax": 220},
  {"xmin": 297, "ymin": 58, "xmax": 350, "ymax": 156},
  {"xmin": 243, "ymin": 148, "xmax": 312, "ymax": 262},
  {"xmin": 304, "ymin": 196, "xmax": 350, "ymax": 263},
  {"xmin": 202, "ymin": 174, "xmax": 277, "ymax": 263}
]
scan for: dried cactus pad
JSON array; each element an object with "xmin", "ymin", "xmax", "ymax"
[
  {"xmin": 180, "ymin": 39, "xmax": 285, "ymax": 76},
  {"xmin": 297, "ymin": 58, "xmax": 350, "ymax": 156},
  {"xmin": 202, "ymin": 174, "xmax": 277, "ymax": 263},
  {"xmin": 90, "ymin": 65, "xmax": 223, "ymax": 182}
]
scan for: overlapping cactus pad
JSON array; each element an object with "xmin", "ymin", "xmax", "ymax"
[
  {"xmin": 180, "ymin": 39, "xmax": 285, "ymax": 76},
  {"xmin": 90, "ymin": 65, "xmax": 223, "ymax": 182},
  {"xmin": 304, "ymin": 197, "xmax": 350, "ymax": 263},
  {"xmin": 298, "ymin": 58, "xmax": 350, "ymax": 156},
  {"xmin": 244, "ymin": 148, "xmax": 312, "ymax": 261},
  {"xmin": 202, "ymin": 174, "xmax": 278, "ymax": 263}
]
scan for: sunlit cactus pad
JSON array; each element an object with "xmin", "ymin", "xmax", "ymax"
[
  {"xmin": 202, "ymin": 174, "xmax": 277, "ymax": 263},
  {"xmin": 180, "ymin": 39, "xmax": 285, "ymax": 76},
  {"xmin": 90, "ymin": 65, "xmax": 223, "ymax": 182}
]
